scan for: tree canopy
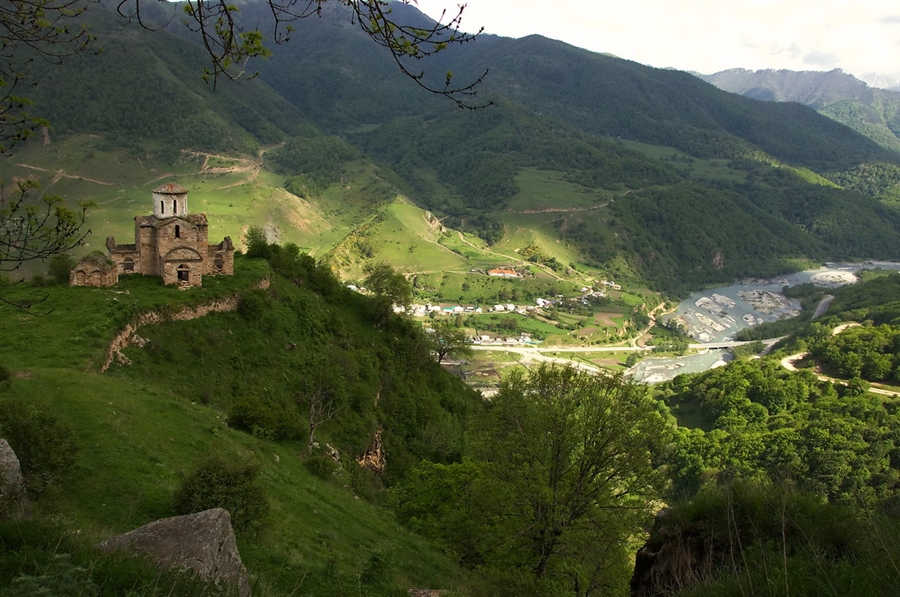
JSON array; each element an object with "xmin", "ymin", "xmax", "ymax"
[
  {"xmin": 426, "ymin": 319, "xmax": 472, "ymax": 363},
  {"xmin": 396, "ymin": 365, "xmax": 670, "ymax": 595}
]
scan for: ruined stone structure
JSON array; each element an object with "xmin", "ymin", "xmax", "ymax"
[
  {"xmin": 73, "ymin": 183, "xmax": 234, "ymax": 288},
  {"xmin": 70, "ymin": 252, "xmax": 119, "ymax": 287}
]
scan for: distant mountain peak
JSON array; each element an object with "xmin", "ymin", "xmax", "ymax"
[{"xmin": 698, "ymin": 68, "xmax": 900, "ymax": 153}]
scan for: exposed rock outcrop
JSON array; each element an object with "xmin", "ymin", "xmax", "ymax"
[
  {"xmin": 358, "ymin": 427, "xmax": 385, "ymax": 474},
  {"xmin": 97, "ymin": 508, "xmax": 250, "ymax": 597},
  {"xmin": 0, "ymin": 439, "xmax": 28, "ymax": 519}
]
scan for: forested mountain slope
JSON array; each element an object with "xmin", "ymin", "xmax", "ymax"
[
  {"xmin": 247, "ymin": 2, "xmax": 897, "ymax": 173},
  {"xmin": 8, "ymin": 1, "xmax": 900, "ymax": 295},
  {"xmin": 26, "ymin": 6, "xmax": 312, "ymax": 157}
]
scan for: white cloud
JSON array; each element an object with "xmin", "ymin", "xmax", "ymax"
[{"xmin": 411, "ymin": 0, "xmax": 900, "ymax": 87}]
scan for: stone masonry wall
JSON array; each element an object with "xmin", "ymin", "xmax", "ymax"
[{"xmin": 101, "ymin": 277, "xmax": 270, "ymax": 372}]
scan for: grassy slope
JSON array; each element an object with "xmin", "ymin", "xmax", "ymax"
[
  {"xmin": 0, "ymin": 263, "xmax": 469, "ymax": 594},
  {"xmin": 0, "ymin": 137, "xmax": 357, "ymax": 261}
]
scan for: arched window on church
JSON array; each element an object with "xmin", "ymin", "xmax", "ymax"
[
  {"xmin": 173, "ymin": 200, "xmax": 178, "ymax": 214},
  {"xmin": 175, "ymin": 225, "xmax": 180, "ymax": 239},
  {"xmin": 160, "ymin": 200, "xmax": 165, "ymax": 214},
  {"xmin": 123, "ymin": 257, "xmax": 134, "ymax": 272}
]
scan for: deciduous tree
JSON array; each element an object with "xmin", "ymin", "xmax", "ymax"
[
  {"xmin": 474, "ymin": 364, "xmax": 670, "ymax": 594},
  {"xmin": 363, "ymin": 261, "xmax": 411, "ymax": 327},
  {"xmin": 427, "ymin": 319, "xmax": 472, "ymax": 363},
  {"xmin": 298, "ymin": 374, "xmax": 340, "ymax": 455}
]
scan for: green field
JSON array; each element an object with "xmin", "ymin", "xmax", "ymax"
[
  {"xmin": 1, "ymin": 134, "xmax": 664, "ymax": 348},
  {"xmin": 505, "ymin": 168, "xmax": 616, "ymax": 212},
  {"xmin": 616, "ymin": 139, "xmax": 750, "ymax": 183}
]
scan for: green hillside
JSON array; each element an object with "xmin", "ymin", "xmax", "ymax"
[
  {"xmin": 24, "ymin": 5, "xmax": 310, "ymax": 156},
  {"xmin": 353, "ymin": 101, "xmax": 900, "ymax": 295},
  {"xmin": 0, "ymin": 255, "xmax": 478, "ymax": 594},
  {"xmin": 3, "ymin": 4, "xmax": 900, "ymax": 595},
  {"xmin": 3, "ymin": 2, "xmax": 899, "ymax": 298}
]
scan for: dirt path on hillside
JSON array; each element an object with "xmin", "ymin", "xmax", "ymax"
[
  {"xmin": 15, "ymin": 163, "xmax": 114, "ymax": 187},
  {"xmin": 15, "ymin": 142, "xmax": 284, "ymax": 192},
  {"xmin": 452, "ymin": 230, "xmax": 570, "ymax": 282},
  {"xmin": 506, "ymin": 188, "xmax": 639, "ymax": 215},
  {"xmin": 184, "ymin": 142, "xmax": 285, "ymax": 190},
  {"xmin": 510, "ymin": 201, "xmax": 610, "ymax": 215},
  {"xmin": 832, "ymin": 322, "xmax": 861, "ymax": 335},
  {"xmin": 780, "ymin": 323, "xmax": 898, "ymax": 397}
]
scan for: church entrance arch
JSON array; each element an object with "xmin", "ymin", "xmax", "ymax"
[{"xmin": 177, "ymin": 264, "xmax": 190, "ymax": 282}]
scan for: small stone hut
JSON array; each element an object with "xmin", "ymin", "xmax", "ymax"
[{"xmin": 72, "ymin": 183, "xmax": 234, "ymax": 287}]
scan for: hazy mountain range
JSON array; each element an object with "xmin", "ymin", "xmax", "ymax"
[{"xmin": 699, "ymin": 68, "xmax": 900, "ymax": 153}]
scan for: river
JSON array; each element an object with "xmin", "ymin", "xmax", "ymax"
[{"xmin": 629, "ymin": 262, "xmax": 900, "ymax": 383}]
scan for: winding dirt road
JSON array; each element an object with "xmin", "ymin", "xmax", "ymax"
[{"xmin": 779, "ymin": 322, "xmax": 897, "ymax": 397}]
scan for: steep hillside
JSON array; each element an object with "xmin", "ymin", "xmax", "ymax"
[
  {"xmin": 448, "ymin": 37, "xmax": 897, "ymax": 172},
  {"xmin": 353, "ymin": 100, "xmax": 900, "ymax": 294},
  {"xmin": 6, "ymin": 2, "xmax": 900, "ymax": 296},
  {"xmin": 26, "ymin": 6, "xmax": 311, "ymax": 157},
  {"xmin": 245, "ymin": 2, "xmax": 897, "ymax": 173},
  {"xmin": 0, "ymin": 255, "xmax": 478, "ymax": 594}
]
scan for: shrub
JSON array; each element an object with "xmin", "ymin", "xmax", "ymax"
[
  {"xmin": 0, "ymin": 397, "xmax": 79, "ymax": 496},
  {"xmin": 304, "ymin": 454, "xmax": 339, "ymax": 481},
  {"xmin": 47, "ymin": 254, "xmax": 75, "ymax": 285},
  {"xmin": 227, "ymin": 395, "xmax": 302, "ymax": 440},
  {"xmin": 173, "ymin": 452, "xmax": 269, "ymax": 534},
  {"xmin": 244, "ymin": 226, "xmax": 270, "ymax": 260},
  {"xmin": 237, "ymin": 289, "xmax": 270, "ymax": 322}
]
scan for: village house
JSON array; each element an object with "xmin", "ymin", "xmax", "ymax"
[
  {"xmin": 71, "ymin": 184, "xmax": 235, "ymax": 288},
  {"xmin": 487, "ymin": 267, "xmax": 519, "ymax": 278}
]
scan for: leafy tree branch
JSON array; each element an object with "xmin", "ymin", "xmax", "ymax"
[{"xmin": 0, "ymin": 178, "xmax": 90, "ymax": 273}]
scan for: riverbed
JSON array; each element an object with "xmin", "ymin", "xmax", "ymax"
[{"xmin": 630, "ymin": 262, "xmax": 900, "ymax": 383}]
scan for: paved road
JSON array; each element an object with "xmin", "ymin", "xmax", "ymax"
[
  {"xmin": 812, "ymin": 295, "xmax": 834, "ymax": 319},
  {"xmin": 471, "ymin": 337, "xmax": 780, "ymax": 355}
]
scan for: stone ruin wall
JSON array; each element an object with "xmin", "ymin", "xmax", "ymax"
[
  {"xmin": 101, "ymin": 276, "xmax": 270, "ymax": 372},
  {"xmin": 70, "ymin": 261, "xmax": 118, "ymax": 288}
]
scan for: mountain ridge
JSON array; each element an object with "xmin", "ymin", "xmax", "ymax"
[
  {"xmin": 699, "ymin": 67, "xmax": 900, "ymax": 153},
  {"xmin": 4, "ymin": 1, "xmax": 900, "ymax": 295}
]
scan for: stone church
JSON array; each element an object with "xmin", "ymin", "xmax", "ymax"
[{"xmin": 71, "ymin": 183, "xmax": 234, "ymax": 287}]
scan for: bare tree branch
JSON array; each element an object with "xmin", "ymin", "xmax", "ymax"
[
  {"xmin": 298, "ymin": 376, "xmax": 339, "ymax": 455},
  {"xmin": 114, "ymin": 0, "xmax": 490, "ymax": 106},
  {"xmin": 0, "ymin": 0, "xmax": 97, "ymax": 152},
  {"xmin": 0, "ymin": 177, "xmax": 91, "ymax": 272}
]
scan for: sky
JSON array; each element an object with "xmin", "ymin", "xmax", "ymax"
[{"xmin": 413, "ymin": 0, "xmax": 900, "ymax": 89}]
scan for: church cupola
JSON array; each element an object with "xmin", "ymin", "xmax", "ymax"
[{"xmin": 151, "ymin": 183, "xmax": 188, "ymax": 218}]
